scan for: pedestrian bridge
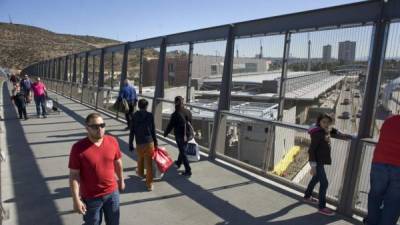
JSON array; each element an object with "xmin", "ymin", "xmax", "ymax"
[
  {"xmin": 8, "ymin": 1, "xmax": 400, "ymax": 224},
  {"xmin": 0, "ymin": 81, "xmax": 361, "ymax": 225}
]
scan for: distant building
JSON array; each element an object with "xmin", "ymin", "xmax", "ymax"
[
  {"xmin": 142, "ymin": 55, "xmax": 270, "ymax": 86},
  {"xmin": 201, "ymin": 71, "xmax": 342, "ymax": 98},
  {"xmin": 338, "ymin": 41, "xmax": 356, "ymax": 63},
  {"xmin": 322, "ymin": 45, "xmax": 332, "ymax": 63}
]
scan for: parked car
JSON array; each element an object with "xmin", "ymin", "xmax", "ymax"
[{"xmin": 354, "ymin": 93, "xmax": 360, "ymax": 98}]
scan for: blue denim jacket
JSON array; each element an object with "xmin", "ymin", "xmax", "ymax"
[{"xmin": 118, "ymin": 84, "xmax": 137, "ymax": 102}]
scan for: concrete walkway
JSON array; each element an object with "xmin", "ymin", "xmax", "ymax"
[{"xmin": 0, "ymin": 81, "xmax": 361, "ymax": 225}]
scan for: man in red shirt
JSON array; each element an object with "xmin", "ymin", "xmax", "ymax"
[
  {"xmin": 69, "ymin": 113, "xmax": 125, "ymax": 225},
  {"xmin": 365, "ymin": 115, "xmax": 400, "ymax": 225}
]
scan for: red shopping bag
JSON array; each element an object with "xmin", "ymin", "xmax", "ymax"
[{"xmin": 152, "ymin": 146, "xmax": 173, "ymax": 173}]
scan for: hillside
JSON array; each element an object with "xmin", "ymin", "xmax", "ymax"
[{"xmin": 0, "ymin": 22, "xmax": 121, "ymax": 70}]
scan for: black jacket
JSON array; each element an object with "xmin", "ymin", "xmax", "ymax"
[
  {"xmin": 308, "ymin": 126, "xmax": 341, "ymax": 165},
  {"xmin": 164, "ymin": 108, "xmax": 192, "ymax": 140},
  {"xmin": 129, "ymin": 110, "xmax": 158, "ymax": 148},
  {"xmin": 13, "ymin": 92, "xmax": 26, "ymax": 107}
]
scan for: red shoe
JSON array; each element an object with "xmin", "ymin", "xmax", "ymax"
[{"xmin": 318, "ymin": 207, "xmax": 335, "ymax": 216}]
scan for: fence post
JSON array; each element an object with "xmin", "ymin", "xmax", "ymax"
[
  {"xmin": 82, "ymin": 52, "xmax": 89, "ymax": 103},
  {"xmin": 96, "ymin": 49, "xmax": 105, "ymax": 109},
  {"xmin": 209, "ymin": 25, "xmax": 235, "ymax": 159},
  {"xmin": 152, "ymin": 38, "xmax": 167, "ymax": 130},
  {"xmin": 186, "ymin": 42, "xmax": 194, "ymax": 103},
  {"xmin": 338, "ymin": 2, "xmax": 390, "ymax": 216}
]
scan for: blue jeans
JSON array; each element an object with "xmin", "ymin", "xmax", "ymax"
[
  {"xmin": 82, "ymin": 191, "xmax": 120, "ymax": 225},
  {"xmin": 34, "ymin": 95, "xmax": 47, "ymax": 116},
  {"xmin": 366, "ymin": 163, "xmax": 400, "ymax": 225},
  {"xmin": 304, "ymin": 164, "xmax": 329, "ymax": 209}
]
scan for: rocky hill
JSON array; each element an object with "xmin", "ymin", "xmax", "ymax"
[{"xmin": 0, "ymin": 22, "xmax": 121, "ymax": 70}]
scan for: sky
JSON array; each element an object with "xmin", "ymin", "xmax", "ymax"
[
  {"xmin": 0, "ymin": 0, "xmax": 362, "ymax": 42},
  {"xmin": 3, "ymin": 0, "xmax": 394, "ymax": 60}
]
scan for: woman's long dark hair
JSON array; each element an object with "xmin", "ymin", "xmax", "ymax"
[{"xmin": 316, "ymin": 113, "xmax": 333, "ymax": 127}]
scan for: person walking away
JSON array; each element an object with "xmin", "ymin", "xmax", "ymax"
[
  {"xmin": 20, "ymin": 74, "xmax": 33, "ymax": 103},
  {"xmin": 31, "ymin": 77, "xmax": 47, "ymax": 118},
  {"xmin": 303, "ymin": 113, "xmax": 351, "ymax": 216},
  {"xmin": 69, "ymin": 113, "xmax": 125, "ymax": 225},
  {"xmin": 118, "ymin": 79, "xmax": 137, "ymax": 130},
  {"xmin": 163, "ymin": 96, "xmax": 192, "ymax": 177},
  {"xmin": 365, "ymin": 115, "xmax": 400, "ymax": 225},
  {"xmin": 10, "ymin": 73, "xmax": 18, "ymax": 85},
  {"xmin": 11, "ymin": 84, "xmax": 28, "ymax": 120},
  {"xmin": 129, "ymin": 99, "xmax": 158, "ymax": 191}
]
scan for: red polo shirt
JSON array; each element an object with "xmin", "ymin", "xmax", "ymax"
[
  {"xmin": 69, "ymin": 135, "xmax": 122, "ymax": 199},
  {"xmin": 31, "ymin": 82, "xmax": 46, "ymax": 97},
  {"xmin": 373, "ymin": 115, "xmax": 400, "ymax": 167}
]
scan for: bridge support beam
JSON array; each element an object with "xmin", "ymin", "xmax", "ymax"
[
  {"xmin": 209, "ymin": 25, "xmax": 235, "ymax": 159},
  {"xmin": 338, "ymin": 2, "xmax": 390, "ymax": 216}
]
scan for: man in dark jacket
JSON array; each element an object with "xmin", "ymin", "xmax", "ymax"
[
  {"xmin": 12, "ymin": 84, "xmax": 28, "ymax": 120},
  {"xmin": 20, "ymin": 74, "xmax": 33, "ymax": 103},
  {"xmin": 129, "ymin": 99, "xmax": 158, "ymax": 191},
  {"xmin": 164, "ymin": 96, "xmax": 192, "ymax": 177},
  {"xmin": 118, "ymin": 79, "xmax": 137, "ymax": 130}
]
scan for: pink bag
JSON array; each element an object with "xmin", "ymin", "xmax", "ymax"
[{"xmin": 152, "ymin": 146, "xmax": 173, "ymax": 173}]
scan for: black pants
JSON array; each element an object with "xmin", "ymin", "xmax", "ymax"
[
  {"xmin": 24, "ymin": 90, "xmax": 31, "ymax": 103},
  {"xmin": 16, "ymin": 103, "xmax": 27, "ymax": 119},
  {"xmin": 125, "ymin": 101, "xmax": 135, "ymax": 128},
  {"xmin": 304, "ymin": 164, "xmax": 328, "ymax": 209},
  {"xmin": 176, "ymin": 138, "xmax": 191, "ymax": 173}
]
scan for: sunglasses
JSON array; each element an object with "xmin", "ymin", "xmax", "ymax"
[{"xmin": 87, "ymin": 123, "xmax": 106, "ymax": 129}]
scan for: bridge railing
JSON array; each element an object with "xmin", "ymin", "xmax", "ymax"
[{"xmin": 23, "ymin": 0, "xmax": 400, "ymax": 218}]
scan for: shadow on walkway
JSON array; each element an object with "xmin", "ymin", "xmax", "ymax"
[
  {"xmin": 2, "ymin": 82, "xmax": 64, "ymax": 225},
  {"xmin": 55, "ymin": 93, "xmax": 362, "ymax": 225}
]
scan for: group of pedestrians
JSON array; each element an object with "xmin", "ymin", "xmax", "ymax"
[
  {"xmin": 11, "ymin": 74, "xmax": 48, "ymax": 120},
  {"xmin": 303, "ymin": 113, "xmax": 400, "ymax": 225},
  {"xmin": 69, "ymin": 79, "xmax": 194, "ymax": 225},
  {"xmin": 67, "ymin": 79, "xmax": 399, "ymax": 225}
]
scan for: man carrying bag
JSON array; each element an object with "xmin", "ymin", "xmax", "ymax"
[
  {"xmin": 129, "ymin": 99, "xmax": 158, "ymax": 191},
  {"xmin": 164, "ymin": 96, "xmax": 194, "ymax": 177},
  {"xmin": 31, "ymin": 77, "xmax": 47, "ymax": 118}
]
